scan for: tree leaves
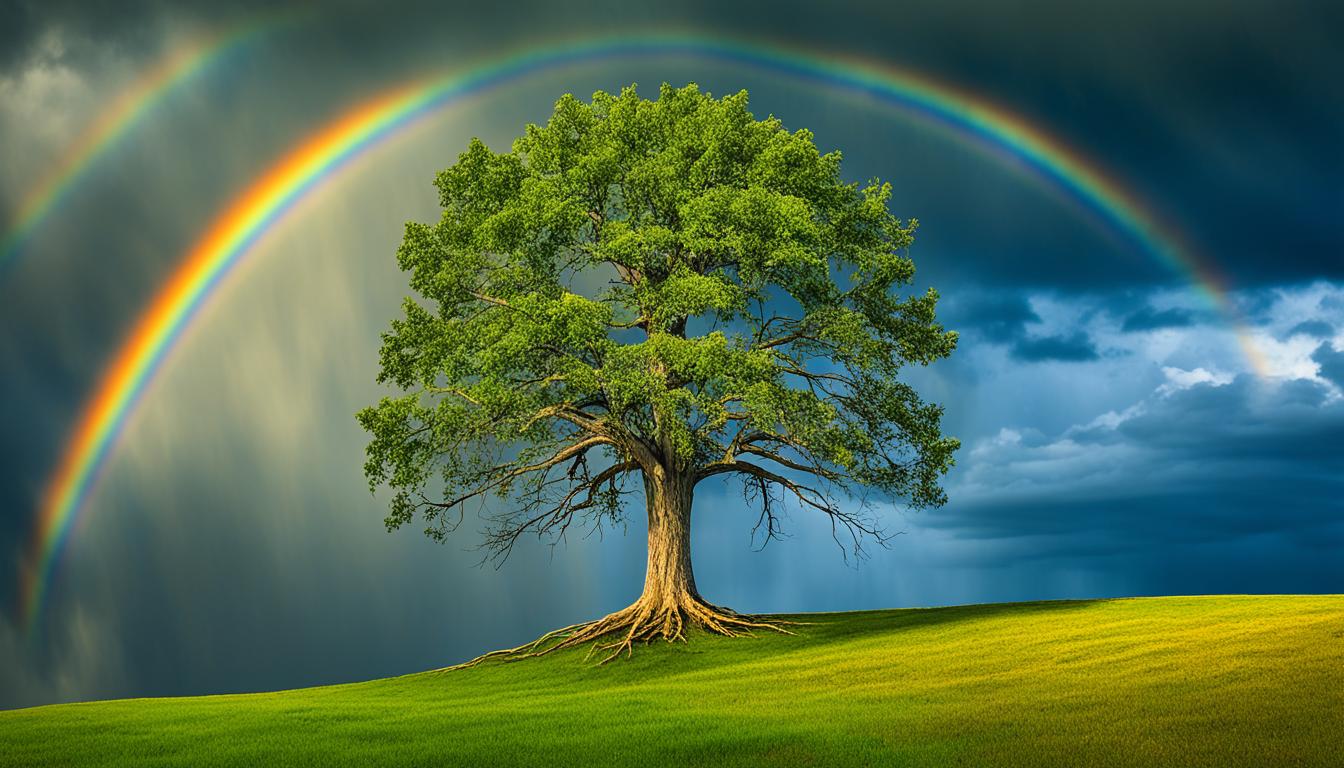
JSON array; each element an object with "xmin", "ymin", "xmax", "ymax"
[{"xmin": 360, "ymin": 82, "xmax": 960, "ymax": 560}]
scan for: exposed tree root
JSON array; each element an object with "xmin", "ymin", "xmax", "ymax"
[{"xmin": 441, "ymin": 594, "xmax": 797, "ymax": 670}]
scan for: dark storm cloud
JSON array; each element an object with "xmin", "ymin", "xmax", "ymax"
[
  {"xmin": 937, "ymin": 291, "xmax": 1105, "ymax": 363},
  {"xmin": 1288, "ymin": 319, "xmax": 1335, "ymax": 339},
  {"xmin": 1237, "ymin": 290, "xmax": 1283, "ymax": 325},
  {"xmin": 1117, "ymin": 377, "xmax": 1336, "ymax": 460},
  {"xmin": 6, "ymin": 0, "xmax": 1340, "ymax": 292},
  {"xmin": 941, "ymin": 485, "xmax": 1344, "ymax": 552},
  {"xmin": 783, "ymin": 0, "xmax": 1344, "ymax": 288},
  {"xmin": 1312, "ymin": 343, "xmax": 1344, "ymax": 389},
  {"xmin": 1010, "ymin": 332, "xmax": 1099, "ymax": 362},
  {"xmin": 941, "ymin": 292, "xmax": 1041, "ymax": 343},
  {"xmin": 942, "ymin": 375, "xmax": 1344, "ymax": 557},
  {"xmin": 1120, "ymin": 306, "xmax": 1195, "ymax": 332}
]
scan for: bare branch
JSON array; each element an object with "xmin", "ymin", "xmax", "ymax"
[
  {"xmin": 739, "ymin": 445, "xmax": 846, "ymax": 483},
  {"xmin": 482, "ymin": 460, "xmax": 639, "ymax": 564},
  {"xmin": 425, "ymin": 436, "xmax": 613, "ymax": 511},
  {"xmin": 695, "ymin": 459, "xmax": 885, "ymax": 559}
]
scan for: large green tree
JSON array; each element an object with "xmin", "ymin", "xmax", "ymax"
[{"xmin": 359, "ymin": 84, "xmax": 958, "ymax": 661}]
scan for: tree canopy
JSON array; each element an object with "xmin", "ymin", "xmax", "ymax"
[{"xmin": 358, "ymin": 83, "xmax": 959, "ymax": 658}]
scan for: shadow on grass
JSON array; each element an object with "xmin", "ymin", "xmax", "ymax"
[{"xmin": 776, "ymin": 598, "xmax": 1109, "ymax": 645}]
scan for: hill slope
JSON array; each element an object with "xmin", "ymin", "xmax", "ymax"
[{"xmin": 3, "ymin": 595, "xmax": 1342, "ymax": 767}]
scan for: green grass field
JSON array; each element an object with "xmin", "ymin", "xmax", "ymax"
[{"xmin": 3, "ymin": 595, "xmax": 1341, "ymax": 767}]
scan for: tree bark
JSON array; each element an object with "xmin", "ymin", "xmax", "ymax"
[
  {"xmin": 639, "ymin": 469, "xmax": 698, "ymax": 609},
  {"xmin": 449, "ymin": 466, "xmax": 791, "ymax": 668}
]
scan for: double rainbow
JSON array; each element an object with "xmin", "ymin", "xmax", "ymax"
[
  {"xmin": 0, "ymin": 19, "xmax": 291, "ymax": 268},
  {"xmin": 20, "ymin": 33, "xmax": 1264, "ymax": 631}
]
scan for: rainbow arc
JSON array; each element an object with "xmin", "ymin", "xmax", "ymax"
[{"xmin": 20, "ymin": 33, "xmax": 1266, "ymax": 632}]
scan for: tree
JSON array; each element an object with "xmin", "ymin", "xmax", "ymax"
[{"xmin": 358, "ymin": 83, "xmax": 959, "ymax": 662}]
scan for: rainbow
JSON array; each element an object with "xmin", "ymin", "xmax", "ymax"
[
  {"xmin": 0, "ymin": 16, "xmax": 296, "ymax": 269},
  {"xmin": 20, "ymin": 33, "xmax": 1266, "ymax": 631}
]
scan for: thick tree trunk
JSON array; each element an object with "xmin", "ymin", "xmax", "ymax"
[
  {"xmin": 448, "ymin": 466, "xmax": 791, "ymax": 668},
  {"xmin": 639, "ymin": 469, "xmax": 699, "ymax": 609}
]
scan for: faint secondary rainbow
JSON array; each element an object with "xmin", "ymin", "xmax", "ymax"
[
  {"xmin": 21, "ymin": 33, "xmax": 1265, "ymax": 631},
  {"xmin": 0, "ymin": 17, "xmax": 293, "ymax": 269}
]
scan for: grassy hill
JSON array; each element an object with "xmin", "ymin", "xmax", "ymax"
[{"xmin": 3, "ymin": 595, "xmax": 1341, "ymax": 767}]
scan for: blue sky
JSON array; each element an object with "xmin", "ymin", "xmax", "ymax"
[{"xmin": 1, "ymin": 0, "xmax": 1340, "ymax": 708}]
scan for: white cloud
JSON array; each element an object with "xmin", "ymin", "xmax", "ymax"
[
  {"xmin": 0, "ymin": 58, "xmax": 96, "ymax": 191},
  {"xmin": 1158, "ymin": 365, "xmax": 1233, "ymax": 394},
  {"xmin": 1073, "ymin": 402, "xmax": 1146, "ymax": 430},
  {"xmin": 1251, "ymin": 331, "xmax": 1338, "ymax": 382}
]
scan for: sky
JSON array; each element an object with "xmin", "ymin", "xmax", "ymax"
[{"xmin": 1, "ymin": 0, "xmax": 1341, "ymax": 709}]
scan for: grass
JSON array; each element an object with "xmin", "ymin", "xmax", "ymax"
[{"xmin": 2, "ymin": 595, "xmax": 1341, "ymax": 767}]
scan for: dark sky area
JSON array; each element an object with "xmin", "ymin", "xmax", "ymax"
[{"xmin": 1, "ymin": 0, "xmax": 1340, "ymax": 708}]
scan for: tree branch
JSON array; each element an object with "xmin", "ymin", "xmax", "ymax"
[{"xmin": 694, "ymin": 459, "xmax": 884, "ymax": 559}]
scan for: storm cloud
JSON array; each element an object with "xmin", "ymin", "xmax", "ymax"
[
  {"xmin": 940, "ymin": 369, "xmax": 1344, "ymax": 565},
  {"xmin": 1312, "ymin": 342, "xmax": 1344, "ymax": 389},
  {"xmin": 1121, "ymin": 305, "xmax": 1196, "ymax": 332},
  {"xmin": 1289, "ymin": 320, "xmax": 1335, "ymax": 340},
  {"xmin": 1011, "ymin": 332, "xmax": 1101, "ymax": 362}
]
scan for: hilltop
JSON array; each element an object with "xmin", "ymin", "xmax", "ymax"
[{"xmin": 3, "ymin": 595, "xmax": 1341, "ymax": 767}]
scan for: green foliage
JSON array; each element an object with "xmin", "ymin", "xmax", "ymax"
[
  {"xmin": 358, "ymin": 83, "xmax": 960, "ymax": 556},
  {"xmin": 5, "ymin": 597, "xmax": 1343, "ymax": 767}
]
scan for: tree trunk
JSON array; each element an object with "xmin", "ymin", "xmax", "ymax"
[
  {"xmin": 639, "ymin": 468, "xmax": 699, "ymax": 610},
  {"xmin": 451, "ymin": 466, "xmax": 790, "ymax": 668}
]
